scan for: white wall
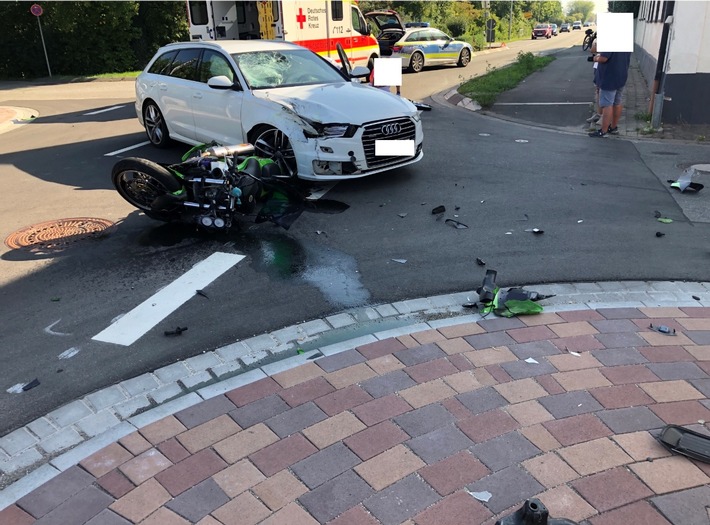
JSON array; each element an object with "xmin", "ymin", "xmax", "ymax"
[{"xmin": 667, "ymin": 1, "xmax": 710, "ymax": 74}]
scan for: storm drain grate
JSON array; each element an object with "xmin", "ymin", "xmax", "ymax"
[{"xmin": 5, "ymin": 217, "xmax": 115, "ymax": 250}]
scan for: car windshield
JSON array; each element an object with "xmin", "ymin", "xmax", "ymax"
[
  {"xmin": 231, "ymin": 49, "xmax": 345, "ymax": 90},
  {"xmin": 535, "ymin": 24, "xmax": 548, "ymax": 28}
]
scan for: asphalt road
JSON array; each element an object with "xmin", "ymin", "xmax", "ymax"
[{"xmin": 1, "ymin": 34, "xmax": 709, "ymax": 435}]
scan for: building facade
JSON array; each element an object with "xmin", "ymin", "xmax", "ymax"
[{"xmin": 634, "ymin": 0, "xmax": 710, "ymax": 125}]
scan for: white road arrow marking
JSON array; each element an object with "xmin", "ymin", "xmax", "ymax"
[{"xmin": 44, "ymin": 319, "xmax": 71, "ymax": 336}]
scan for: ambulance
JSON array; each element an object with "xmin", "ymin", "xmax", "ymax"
[{"xmin": 186, "ymin": 0, "xmax": 380, "ymax": 68}]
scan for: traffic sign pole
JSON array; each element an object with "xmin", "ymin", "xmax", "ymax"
[{"xmin": 31, "ymin": 4, "xmax": 52, "ymax": 78}]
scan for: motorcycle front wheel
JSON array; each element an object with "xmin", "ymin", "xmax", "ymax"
[{"xmin": 111, "ymin": 158, "xmax": 183, "ymax": 220}]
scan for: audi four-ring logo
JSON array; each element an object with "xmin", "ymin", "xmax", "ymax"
[{"xmin": 381, "ymin": 123, "xmax": 401, "ymax": 136}]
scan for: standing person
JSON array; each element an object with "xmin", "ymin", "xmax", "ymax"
[
  {"xmin": 369, "ymin": 66, "xmax": 401, "ymax": 96},
  {"xmin": 588, "ymin": 49, "xmax": 631, "ymax": 137},
  {"xmin": 586, "ymin": 40, "xmax": 602, "ymax": 125}
]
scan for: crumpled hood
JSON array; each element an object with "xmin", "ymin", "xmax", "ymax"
[{"xmin": 253, "ymin": 82, "xmax": 417, "ymax": 125}]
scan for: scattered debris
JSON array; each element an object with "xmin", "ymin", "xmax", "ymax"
[
  {"xmin": 653, "ymin": 210, "xmax": 662, "ymax": 218},
  {"xmin": 577, "ymin": 219, "xmax": 584, "ymax": 223},
  {"xmin": 656, "ymin": 232, "xmax": 665, "ymax": 237},
  {"xmin": 657, "ymin": 424, "xmax": 710, "ymax": 464},
  {"xmin": 398, "ymin": 213, "xmax": 408, "ymax": 218},
  {"xmin": 569, "ymin": 351, "xmax": 581, "ymax": 357},
  {"xmin": 505, "ymin": 231, "xmax": 513, "ymax": 235},
  {"xmin": 307, "ymin": 352, "xmax": 324, "ymax": 360},
  {"xmin": 479, "ymin": 133, "xmax": 491, "ymax": 137},
  {"xmin": 467, "ymin": 490, "xmax": 492, "ymax": 502},
  {"xmin": 463, "ymin": 302, "xmax": 478, "ymax": 309},
  {"xmin": 473, "ymin": 269, "xmax": 554, "ymax": 318},
  {"xmin": 497, "ymin": 498, "xmax": 580, "ymax": 525},
  {"xmin": 481, "ymin": 200, "xmax": 485, "ymax": 204},
  {"xmin": 455, "ymin": 206, "xmax": 461, "ymax": 211},
  {"xmin": 693, "ymin": 295, "xmax": 701, "ymax": 301},
  {"xmin": 196, "ymin": 289, "xmax": 209, "ymax": 299},
  {"xmin": 657, "ymin": 217, "xmax": 673, "ymax": 224},
  {"xmin": 649, "ymin": 323, "xmax": 676, "ymax": 335},
  {"xmin": 391, "ymin": 259, "xmax": 407, "ymax": 264},
  {"xmin": 6, "ymin": 383, "xmax": 26, "ymax": 394},
  {"xmin": 315, "ymin": 230, "xmax": 327, "ymax": 236},
  {"xmin": 22, "ymin": 379, "xmax": 40, "ymax": 391},
  {"xmin": 667, "ymin": 167, "xmax": 705, "ymax": 192},
  {"xmin": 445, "ymin": 219, "xmax": 469, "ymax": 229},
  {"xmin": 525, "ymin": 358, "xmax": 539, "ymax": 364},
  {"xmin": 524, "ymin": 228, "xmax": 544, "ymax": 235},
  {"xmin": 296, "ymin": 348, "xmax": 305, "ymax": 355},
  {"xmin": 164, "ymin": 326, "xmax": 188, "ymax": 336},
  {"xmin": 432, "ymin": 205, "xmax": 446, "ymax": 215},
  {"xmin": 51, "ymin": 297, "xmax": 61, "ymax": 302},
  {"xmin": 515, "ymin": 139, "xmax": 529, "ymax": 143},
  {"xmin": 476, "ymin": 257, "xmax": 486, "ymax": 266}
]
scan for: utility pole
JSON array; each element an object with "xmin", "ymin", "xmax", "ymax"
[{"xmin": 509, "ymin": 0, "xmax": 513, "ymax": 40}]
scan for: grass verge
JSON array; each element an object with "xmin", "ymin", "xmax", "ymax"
[{"xmin": 458, "ymin": 51, "xmax": 555, "ymax": 108}]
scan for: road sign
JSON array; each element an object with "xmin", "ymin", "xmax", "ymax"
[
  {"xmin": 486, "ymin": 18, "xmax": 497, "ymax": 30},
  {"xmin": 482, "ymin": 1, "xmax": 491, "ymax": 9},
  {"xmin": 524, "ymin": 12, "xmax": 533, "ymax": 19},
  {"xmin": 486, "ymin": 28, "xmax": 495, "ymax": 43},
  {"xmin": 30, "ymin": 4, "xmax": 43, "ymax": 16}
]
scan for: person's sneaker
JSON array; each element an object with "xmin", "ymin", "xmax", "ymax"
[
  {"xmin": 588, "ymin": 129, "xmax": 606, "ymax": 137},
  {"xmin": 586, "ymin": 113, "xmax": 601, "ymax": 123},
  {"xmin": 607, "ymin": 126, "xmax": 619, "ymax": 135}
]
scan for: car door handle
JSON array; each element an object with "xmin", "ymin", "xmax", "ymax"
[
  {"xmin": 158, "ymin": 83, "xmax": 167, "ymax": 91},
  {"xmin": 193, "ymin": 93, "xmax": 203, "ymax": 99}
]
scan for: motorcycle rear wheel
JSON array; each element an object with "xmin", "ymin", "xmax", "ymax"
[
  {"xmin": 583, "ymin": 34, "xmax": 594, "ymax": 51},
  {"xmin": 112, "ymin": 158, "xmax": 182, "ymax": 221}
]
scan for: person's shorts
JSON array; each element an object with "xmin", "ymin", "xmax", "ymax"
[{"xmin": 599, "ymin": 87, "xmax": 624, "ymax": 107}]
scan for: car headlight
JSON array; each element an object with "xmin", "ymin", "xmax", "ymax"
[{"xmin": 301, "ymin": 117, "xmax": 356, "ymax": 139}]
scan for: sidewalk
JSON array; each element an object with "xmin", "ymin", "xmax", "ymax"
[{"xmin": 1, "ymin": 282, "xmax": 710, "ymax": 524}]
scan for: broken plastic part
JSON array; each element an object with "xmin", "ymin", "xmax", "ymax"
[
  {"xmin": 22, "ymin": 378, "xmax": 40, "ymax": 391},
  {"xmin": 693, "ymin": 295, "xmax": 701, "ymax": 301},
  {"xmin": 655, "ymin": 231, "xmax": 665, "ymax": 237},
  {"xmin": 476, "ymin": 269, "xmax": 498, "ymax": 304},
  {"xmin": 476, "ymin": 257, "xmax": 486, "ymax": 266},
  {"xmin": 467, "ymin": 490, "xmax": 492, "ymax": 502},
  {"xmin": 657, "ymin": 424, "xmax": 710, "ymax": 464},
  {"xmin": 445, "ymin": 219, "xmax": 468, "ymax": 229},
  {"xmin": 196, "ymin": 289, "xmax": 209, "ymax": 299},
  {"xmin": 164, "ymin": 326, "xmax": 188, "ymax": 336},
  {"xmin": 496, "ymin": 498, "xmax": 579, "ymax": 525},
  {"xmin": 654, "ymin": 210, "xmax": 662, "ymax": 218},
  {"xmin": 657, "ymin": 217, "xmax": 673, "ymax": 224},
  {"xmin": 649, "ymin": 323, "xmax": 675, "ymax": 335},
  {"xmin": 398, "ymin": 213, "xmax": 408, "ymax": 218},
  {"xmin": 525, "ymin": 358, "xmax": 539, "ymax": 364},
  {"xmin": 432, "ymin": 205, "xmax": 446, "ymax": 214},
  {"xmin": 524, "ymin": 228, "xmax": 544, "ymax": 234},
  {"xmin": 391, "ymin": 259, "xmax": 407, "ymax": 264}
]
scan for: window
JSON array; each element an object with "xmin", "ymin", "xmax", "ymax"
[
  {"xmin": 406, "ymin": 31, "xmax": 425, "ymax": 42},
  {"xmin": 272, "ymin": 1, "xmax": 279, "ymax": 22},
  {"xmin": 351, "ymin": 6, "xmax": 366, "ymax": 35},
  {"xmin": 331, "ymin": 1, "xmax": 343, "ymax": 21},
  {"xmin": 429, "ymin": 30, "xmax": 449, "ymax": 41},
  {"xmin": 199, "ymin": 50, "xmax": 234, "ymax": 82},
  {"xmin": 148, "ymin": 50, "xmax": 178, "ymax": 75},
  {"xmin": 237, "ymin": 2, "xmax": 246, "ymax": 24},
  {"xmin": 188, "ymin": 1, "xmax": 208, "ymax": 25},
  {"xmin": 167, "ymin": 48, "xmax": 202, "ymax": 81}
]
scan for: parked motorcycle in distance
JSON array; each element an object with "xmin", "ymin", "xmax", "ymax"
[{"xmin": 111, "ymin": 143, "xmax": 348, "ymax": 231}]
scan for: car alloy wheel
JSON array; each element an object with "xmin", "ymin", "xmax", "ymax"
[
  {"xmin": 409, "ymin": 52, "xmax": 424, "ymax": 73},
  {"xmin": 253, "ymin": 126, "xmax": 298, "ymax": 178},
  {"xmin": 143, "ymin": 102, "xmax": 170, "ymax": 148},
  {"xmin": 458, "ymin": 48, "xmax": 471, "ymax": 67}
]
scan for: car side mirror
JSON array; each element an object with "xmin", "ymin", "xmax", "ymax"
[
  {"xmin": 207, "ymin": 75, "xmax": 235, "ymax": 90},
  {"xmin": 350, "ymin": 65, "xmax": 371, "ymax": 79}
]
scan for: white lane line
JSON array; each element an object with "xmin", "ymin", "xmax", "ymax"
[
  {"xmin": 92, "ymin": 252, "xmax": 245, "ymax": 346},
  {"xmin": 494, "ymin": 102, "xmax": 593, "ymax": 106},
  {"xmin": 104, "ymin": 141, "xmax": 151, "ymax": 157},
  {"xmin": 84, "ymin": 105, "xmax": 125, "ymax": 115}
]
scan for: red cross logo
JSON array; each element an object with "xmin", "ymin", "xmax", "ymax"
[{"xmin": 296, "ymin": 7, "xmax": 306, "ymax": 29}]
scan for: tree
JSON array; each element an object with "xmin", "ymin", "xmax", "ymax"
[
  {"xmin": 608, "ymin": 1, "xmax": 641, "ymax": 17},
  {"xmin": 530, "ymin": 1, "xmax": 563, "ymax": 23},
  {"xmin": 566, "ymin": 1, "xmax": 595, "ymax": 22}
]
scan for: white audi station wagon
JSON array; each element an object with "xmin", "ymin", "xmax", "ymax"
[{"xmin": 135, "ymin": 40, "xmax": 424, "ymax": 181}]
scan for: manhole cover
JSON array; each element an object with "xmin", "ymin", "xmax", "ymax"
[{"xmin": 5, "ymin": 217, "xmax": 115, "ymax": 250}]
